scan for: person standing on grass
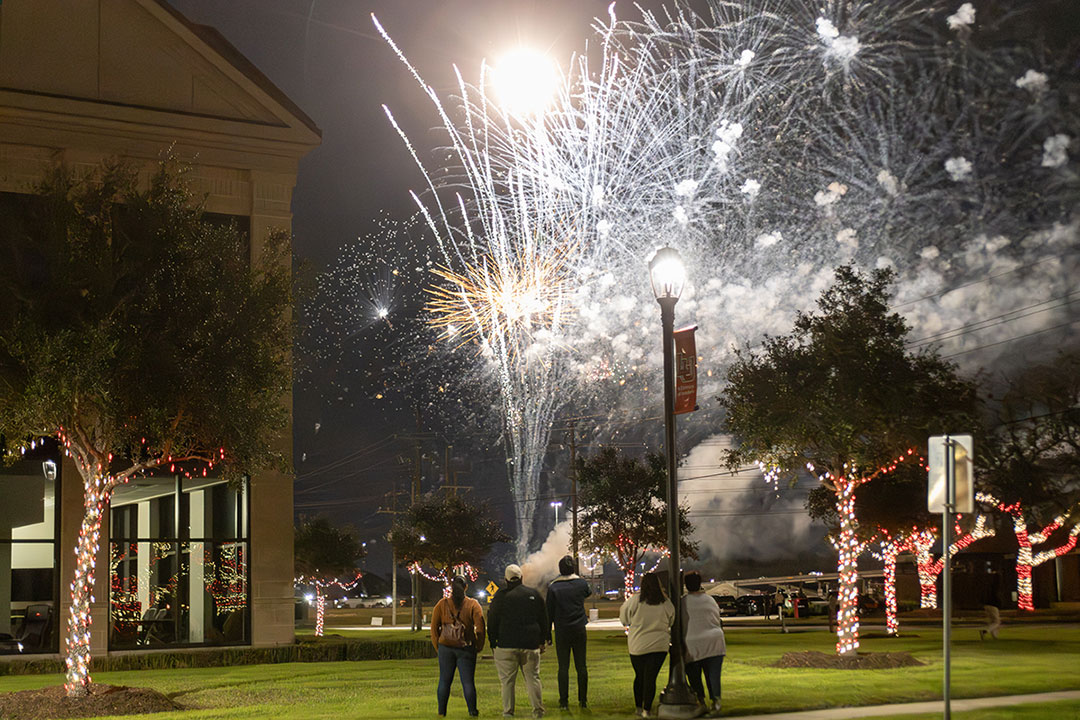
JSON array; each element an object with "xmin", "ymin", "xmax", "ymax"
[
  {"xmin": 431, "ymin": 575, "xmax": 486, "ymax": 718},
  {"xmin": 681, "ymin": 571, "xmax": 725, "ymax": 715},
  {"xmin": 546, "ymin": 554, "xmax": 591, "ymax": 710},
  {"xmin": 619, "ymin": 572, "xmax": 674, "ymax": 718},
  {"xmin": 772, "ymin": 588, "xmax": 787, "ymax": 633},
  {"xmin": 489, "ymin": 564, "xmax": 550, "ymax": 718}
]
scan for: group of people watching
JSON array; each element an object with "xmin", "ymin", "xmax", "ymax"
[{"xmin": 429, "ymin": 556, "xmax": 725, "ymax": 718}]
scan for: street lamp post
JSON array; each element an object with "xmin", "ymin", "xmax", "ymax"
[
  {"xmin": 550, "ymin": 500, "xmax": 563, "ymax": 527},
  {"xmin": 649, "ymin": 247, "xmax": 701, "ymax": 719}
]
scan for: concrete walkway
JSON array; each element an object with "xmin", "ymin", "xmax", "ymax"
[{"xmin": 723, "ymin": 690, "xmax": 1080, "ymax": 719}]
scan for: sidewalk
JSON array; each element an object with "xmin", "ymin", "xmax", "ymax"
[{"xmin": 723, "ymin": 690, "xmax": 1080, "ymax": 719}]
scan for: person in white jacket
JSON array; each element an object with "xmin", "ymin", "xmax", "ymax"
[
  {"xmin": 681, "ymin": 571, "xmax": 726, "ymax": 714},
  {"xmin": 619, "ymin": 573, "xmax": 674, "ymax": 717}
]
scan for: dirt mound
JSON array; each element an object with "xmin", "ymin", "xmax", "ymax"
[
  {"xmin": 0, "ymin": 684, "xmax": 181, "ymax": 719},
  {"xmin": 772, "ymin": 650, "xmax": 926, "ymax": 670}
]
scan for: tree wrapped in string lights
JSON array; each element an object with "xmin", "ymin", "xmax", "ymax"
[
  {"xmin": 0, "ymin": 161, "xmax": 292, "ymax": 695},
  {"xmin": 978, "ymin": 353, "xmax": 1080, "ymax": 611},
  {"xmin": 295, "ymin": 517, "xmax": 366, "ymax": 637},
  {"xmin": 721, "ymin": 266, "xmax": 978, "ymax": 654},
  {"xmin": 574, "ymin": 446, "xmax": 696, "ymax": 596},
  {"xmin": 911, "ymin": 514, "xmax": 996, "ymax": 609}
]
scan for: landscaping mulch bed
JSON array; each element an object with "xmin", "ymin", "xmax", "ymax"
[
  {"xmin": 772, "ymin": 650, "xmax": 926, "ymax": 670},
  {"xmin": 0, "ymin": 684, "xmax": 181, "ymax": 719}
]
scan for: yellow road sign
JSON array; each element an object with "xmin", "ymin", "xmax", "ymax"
[{"xmin": 485, "ymin": 580, "xmax": 499, "ymax": 602}]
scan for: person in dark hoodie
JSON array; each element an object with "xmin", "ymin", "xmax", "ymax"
[
  {"xmin": 488, "ymin": 563, "xmax": 550, "ymax": 718},
  {"xmin": 546, "ymin": 555, "xmax": 590, "ymax": 710}
]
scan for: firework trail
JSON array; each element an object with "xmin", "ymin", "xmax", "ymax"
[{"xmin": 372, "ymin": 0, "xmax": 1077, "ymax": 554}]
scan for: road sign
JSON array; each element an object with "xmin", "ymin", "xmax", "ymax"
[
  {"xmin": 928, "ymin": 434, "xmax": 974, "ymax": 513},
  {"xmin": 485, "ymin": 580, "xmax": 499, "ymax": 602}
]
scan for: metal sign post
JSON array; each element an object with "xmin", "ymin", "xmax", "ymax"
[{"xmin": 928, "ymin": 433, "xmax": 973, "ymax": 720}]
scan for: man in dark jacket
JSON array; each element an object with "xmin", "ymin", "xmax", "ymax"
[
  {"xmin": 546, "ymin": 555, "xmax": 590, "ymax": 709},
  {"xmin": 489, "ymin": 564, "xmax": 550, "ymax": 718}
]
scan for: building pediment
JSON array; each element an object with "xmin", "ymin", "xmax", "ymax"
[{"xmin": 0, "ymin": 0, "xmax": 319, "ymax": 145}]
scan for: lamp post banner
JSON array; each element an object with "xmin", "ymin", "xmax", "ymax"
[{"xmin": 674, "ymin": 325, "xmax": 697, "ymax": 415}]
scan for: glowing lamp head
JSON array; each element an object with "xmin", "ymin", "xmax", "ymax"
[
  {"xmin": 491, "ymin": 47, "xmax": 559, "ymax": 117},
  {"xmin": 648, "ymin": 246, "xmax": 686, "ymax": 301}
]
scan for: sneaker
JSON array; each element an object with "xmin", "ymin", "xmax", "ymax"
[{"xmin": 558, "ymin": 702, "xmax": 569, "ymax": 711}]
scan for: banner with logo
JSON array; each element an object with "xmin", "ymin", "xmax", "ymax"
[{"xmin": 674, "ymin": 325, "xmax": 698, "ymax": 415}]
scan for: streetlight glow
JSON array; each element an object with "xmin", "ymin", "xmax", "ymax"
[
  {"xmin": 491, "ymin": 47, "xmax": 559, "ymax": 117},
  {"xmin": 550, "ymin": 500, "xmax": 563, "ymax": 526},
  {"xmin": 649, "ymin": 246, "xmax": 686, "ymax": 301}
]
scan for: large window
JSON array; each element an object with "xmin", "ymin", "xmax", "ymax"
[
  {"xmin": 0, "ymin": 442, "xmax": 61, "ymax": 655},
  {"xmin": 109, "ymin": 476, "xmax": 249, "ymax": 649}
]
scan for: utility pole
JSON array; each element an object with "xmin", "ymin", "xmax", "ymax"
[
  {"xmin": 412, "ymin": 434, "xmax": 422, "ymax": 631},
  {"xmin": 442, "ymin": 444, "xmax": 472, "ymax": 497},
  {"xmin": 377, "ymin": 485, "xmax": 407, "ymax": 627}
]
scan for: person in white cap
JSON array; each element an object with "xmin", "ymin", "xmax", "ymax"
[{"xmin": 488, "ymin": 564, "xmax": 550, "ymax": 718}]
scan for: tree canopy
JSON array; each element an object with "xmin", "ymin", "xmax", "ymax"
[
  {"xmin": 719, "ymin": 265, "xmax": 979, "ymax": 485},
  {"xmin": 0, "ymin": 160, "xmax": 292, "ymax": 479},
  {"xmin": 979, "ymin": 353, "xmax": 1080, "ymax": 517},
  {"xmin": 389, "ymin": 492, "xmax": 509, "ymax": 578},
  {"xmin": 295, "ymin": 516, "xmax": 365, "ymax": 581}
]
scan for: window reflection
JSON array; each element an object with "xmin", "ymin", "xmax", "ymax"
[
  {"xmin": 0, "ymin": 443, "xmax": 60, "ymax": 655},
  {"xmin": 109, "ymin": 477, "xmax": 249, "ymax": 649}
]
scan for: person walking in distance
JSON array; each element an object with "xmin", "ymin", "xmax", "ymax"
[
  {"xmin": 619, "ymin": 573, "xmax": 674, "ymax": 718},
  {"xmin": 681, "ymin": 571, "xmax": 726, "ymax": 715},
  {"xmin": 489, "ymin": 564, "xmax": 550, "ymax": 718},
  {"xmin": 430, "ymin": 575, "xmax": 486, "ymax": 717},
  {"xmin": 546, "ymin": 555, "xmax": 590, "ymax": 710}
]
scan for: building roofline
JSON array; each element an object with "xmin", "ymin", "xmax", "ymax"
[{"xmin": 153, "ymin": 0, "xmax": 321, "ymax": 138}]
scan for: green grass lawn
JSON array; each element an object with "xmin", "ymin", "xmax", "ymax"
[{"xmin": 1, "ymin": 625, "xmax": 1077, "ymax": 719}]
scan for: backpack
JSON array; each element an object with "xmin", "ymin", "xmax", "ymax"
[{"xmin": 439, "ymin": 601, "xmax": 469, "ymax": 648}]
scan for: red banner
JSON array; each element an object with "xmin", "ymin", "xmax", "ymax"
[{"xmin": 674, "ymin": 325, "xmax": 698, "ymax": 415}]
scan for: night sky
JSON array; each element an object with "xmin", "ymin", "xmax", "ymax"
[{"xmin": 165, "ymin": 0, "xmax": 1080, "ymax": 580}]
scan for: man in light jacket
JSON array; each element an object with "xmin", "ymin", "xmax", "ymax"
[
  {"xmin": 489, "ymin": 564, "xmax": 550, "ymax": 718},
  {"xmin": 546, "ymin": 555, "xmax": 591, "ymax": 709}
]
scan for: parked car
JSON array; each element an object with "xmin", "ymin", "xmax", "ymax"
[
  {"xmin": 336, "ymin": 595, "xmax": 392, "ymax": 609},
  {"xmin": 712, "ymin": 595, "xmax": 738, "ymax": 616},
  {"xmin": 735, "ymin": 594, "xmax": 767, "ymax": 616}
]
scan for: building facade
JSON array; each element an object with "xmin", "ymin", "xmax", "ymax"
[{"xmin": 0, "ymin": 0, "xmax": 319, "ymax": 656}]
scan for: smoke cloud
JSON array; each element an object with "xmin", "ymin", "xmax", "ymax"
[
  {"xmin": 519, "ymin": 520, "xmax": 573, "ymax": 590},
  {"xmin": 679, "ymin": 435, "xmax": 827, "ymax": 573}
]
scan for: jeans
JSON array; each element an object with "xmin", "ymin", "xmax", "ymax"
[
  {"xmin": 629, "ymin": 651, "xmax": 667, "ymax": 712},
  {"xmin": 554, "ymin": 625, "xmax": 588, "ymax": 706},
  {"xmin": 437, "ymin": 644, "xmax": 478, "ymax": 716},
  {"xmin": 493, "ymin": 647, "xmax": 544, "ymax": 717},
  {"xmin": 686, "ymin": 654, "xmax": 724, "ymax": 705}
]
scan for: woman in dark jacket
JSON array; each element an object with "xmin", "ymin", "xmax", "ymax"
[{"xmin": 431, "ymin": 575, "xmax": 486, "ymax": 717}]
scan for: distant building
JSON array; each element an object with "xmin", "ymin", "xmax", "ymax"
[{"xmin": 0, "ymin": 0, "xmax": 319, "ymax": 657}]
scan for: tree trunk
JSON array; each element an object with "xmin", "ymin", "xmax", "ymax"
[
  {"xmin": 912, "ymin": 532, "xmax": 938, "ymax": 609},
  {"xmin": 1011, "ymin": 515, "xmax": 1036, "ymax": 612},
  {"xmin": 315, "ymin": 587, "xmax": 326, "ymax": 637},
  {"xmin": 834, "ymin": 480, "xmax": 861, "ymax": 655},
  {"xmin": 881, "ymin": 540, "xmax": 902, "ymax": 636},
  {"xmin": 65, "ymin": 476, "xmax": 108, "ymax": 697}
]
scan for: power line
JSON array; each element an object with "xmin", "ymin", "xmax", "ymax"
[
  {"xmin": 906, "ymin": 291, "xmax": 1080, "ymax": 348},
  {"xmin": 940, "ymin": 318, "xmax": 1080, "ymax": 359}
]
